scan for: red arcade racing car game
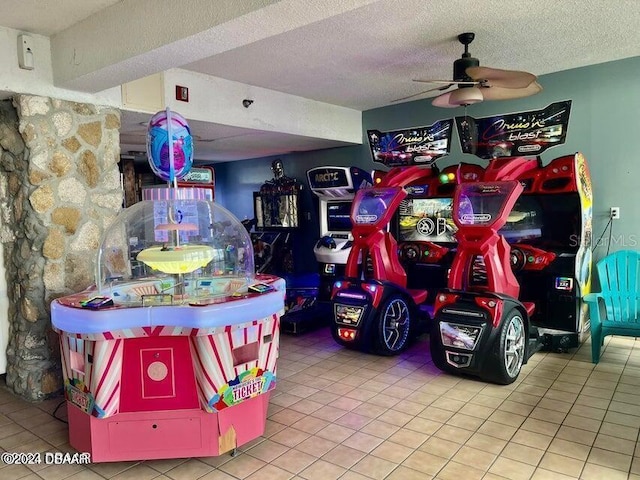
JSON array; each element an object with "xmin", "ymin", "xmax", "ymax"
[
  {"xmin": 330, "ymin": 166, "xmax": 439, "ymax": 355},
  {"xmin": 429, "ymin": 157, "xmax": 545, "ymax": 384}
]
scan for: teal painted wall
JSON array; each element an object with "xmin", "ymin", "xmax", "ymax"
[{"xmin": 214, "ymin": 56, "xmax": 640, "ymax": 273}]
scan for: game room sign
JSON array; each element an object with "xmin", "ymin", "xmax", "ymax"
[
  {"xmin": 456, "ymin": 100, "xmax": 572, "ymax": 159},
  {"xmin": 367, "ymin": 119, "xmax": 453, "ymax": 167}
]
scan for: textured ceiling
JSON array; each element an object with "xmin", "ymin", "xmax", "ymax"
[
  {"xmin": 185, "ymin": 0, "xmax": 640, "ymax": 111},
  {"xmin": 0, "ymin": 0, "xmax": 122, "ymax": 36},
  {"xmin": 2, "ymin": 0, "xmax": 640, "ymax": 161}
]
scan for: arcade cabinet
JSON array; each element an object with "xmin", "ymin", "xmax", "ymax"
[
  {"xmin": 52, "ymin": 109, "xmax": 284, "ymax": 461},
  {"xmin": 307, "ymin": 166, "xmax": 372, "ymax": 302},
  {"xmin": 429, "ymin": 154, "xmax": 592, "ymax": 381},
  {"xmin": 331, "ymin": 166, "xmax": 444, "ymax": 355},
  {"xmin": 178, "ymin": 165, "xmax": 215, "ymax": 198},
  {"xmin": 52, "ymin": 193, "xmax": 284, "ymax": 461},
  {"xmin": 120, "ymin": 157, "xmax": 215, "ymax": 208},
  {"xmin": 453, "ymin": 101, "xmax": 592, "ymax": 351},
  {"xmin": 252, "ymin": 160, "xmax": 319, "ymax": 333},
  {"xmin": 430, "ymin": 157, "xmax": 543, "ymax": 384},
  {"xmin": 503, "ymin": 153, "xmax": 593, "ymax": 349},
  {"xmin": 252, "ymin": 159, "xmax": 302, "ymax": 276},
  {"xmin": 330, "ymin": 119, "xmax": 455, "ymax": 354},
  {"xmin": 429, "ymin": 102, "xmax": 592, "ymax": 384}
]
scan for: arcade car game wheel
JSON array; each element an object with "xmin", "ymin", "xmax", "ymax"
[
  {"xmin": 373, "ymin": 295, "xmax": 412, "ymax": 355},
  {"xmin": 483, "ymin": 308, "xmax": 526, "ymax": 385}
]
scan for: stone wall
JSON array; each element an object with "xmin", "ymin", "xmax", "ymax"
[{"xmin": 0, "ymin": 95, "xmax": 122, "ymax": 401}]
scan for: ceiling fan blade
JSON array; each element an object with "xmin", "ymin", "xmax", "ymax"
[
  {"xmin": 412, "ymin": 79, "xmax": 477, "ymax": 86},
  {"xmin": 466, "ymin": 66, "xmax": 536, "ymax": 89},
  {"xmin": 480, "ymin": 81, "xmax": 543, "ymax": 101},
  {"xmin": 391, "ymin": 84, "xmax": 455, "ymax": 103},
  {"xmin": 391, "ymin": 90, "xmax": 435, "ymax": 103}
]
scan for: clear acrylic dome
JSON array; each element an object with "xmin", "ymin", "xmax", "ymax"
[{"xmin": 95, "ymin": 190, "xmax": 254, "ymax": 306}]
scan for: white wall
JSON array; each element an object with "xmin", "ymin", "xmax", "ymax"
[{"xmin": 0, "ymin": 26, "xmax": 121, "ymax": 105}]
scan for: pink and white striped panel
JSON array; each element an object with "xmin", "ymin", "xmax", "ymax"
[
  {"xmin": 142, "ymin": 187, "xmax": 212, "ymax": 201},
  {"xmin": 89, "ymin": 339, "xmax": 124, "ymax": 418},
  {"xmin": 59, "ymin": 335, "xmax": 124, "ymax": 418},
  {"xmin": 191, "ymin": 313, "xmax": 280, "ymax": 412}
]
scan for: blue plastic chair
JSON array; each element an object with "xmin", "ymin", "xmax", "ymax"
[{"xmin": 583, "ymin": 250, "xmax": 640, "ymax": 363}]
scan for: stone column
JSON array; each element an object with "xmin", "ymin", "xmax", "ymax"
[{"xmin": 0, "ymin": 96, "xmax": 122, "ymax": 401}]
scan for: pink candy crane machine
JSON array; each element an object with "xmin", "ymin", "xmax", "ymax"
[{"xmin": 51, "ymin": 109, "xmax": 285, "ymax": 462}]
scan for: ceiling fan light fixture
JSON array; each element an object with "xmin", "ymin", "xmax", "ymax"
[
  {"xmin": 412, "ymin": 32, "xmax": 540, "ymax": 106},
  {"xmin": 450, "ymin": 87, "xmax": 483, "ymax": 106}
]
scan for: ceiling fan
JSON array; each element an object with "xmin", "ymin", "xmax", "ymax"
[{"xmin": 395, "ymin": 32, "xmax": 542, "ymax": 107}]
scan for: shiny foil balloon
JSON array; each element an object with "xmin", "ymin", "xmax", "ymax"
[{"xmin": 146, "ymin": 109, "xmax": 194, "ymax": 182}]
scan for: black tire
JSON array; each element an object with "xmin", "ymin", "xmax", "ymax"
[
  {"xmin": 372, "ymin": 295, "xmax": 412, "ymax": 355},
  {"xmin": 482, "ymin": 308, "xmax": 527, "ymax": 385}
]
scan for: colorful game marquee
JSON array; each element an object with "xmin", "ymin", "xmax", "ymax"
[
  {"xmin": 367, "ymin": 119, "xmax": 453, "ymax": 167},
  {"xmin": 456, "ymin": 100, "xmax": 572, "ymax": 159}
]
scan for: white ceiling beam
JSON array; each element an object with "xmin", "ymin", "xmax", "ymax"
[
  {"xmin": 51, "ymin": 0, "xmax": 380, "ymax": 92},
  {"xmin": 162, "ymin": 69, "xmax": 362, "ymax": 144}
]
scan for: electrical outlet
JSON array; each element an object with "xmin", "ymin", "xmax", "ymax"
[{"xmin": 611, "ymin": 207, "xmax": 620, "ymax": 219}]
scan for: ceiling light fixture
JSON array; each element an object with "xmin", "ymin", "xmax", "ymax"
[
  {"xmin": 432, "ymin": 87, "xmax": 484, "ymax": 108},
  {"xmin": 450, "ymin": 87, "xmax": 483, "ymax": 106}
]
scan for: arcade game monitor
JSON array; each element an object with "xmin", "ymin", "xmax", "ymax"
[
  {"xmin": 327, "ymin": 200, "xmax": 353, "ymax": 232},
  {"xmin": 395, "ymin": 163, "xmax": 484, "ymax": 311},
  {"xmin": 396, "ymin": 196, "xmax": 456, "ymax": 310}
]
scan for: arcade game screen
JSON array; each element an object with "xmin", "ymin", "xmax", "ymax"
[
  {"xmin": 254, "ymin": 192, "xmax": 301, "ymax": 230},
  {"xmin": 503, "ymin": 194, "xmax": 581, "ymax": 252},
  {"xmin": 500, "ymin": 195, "xmax": 543, "ymax": 243},
  {"xmin": 397, "ymin": 194, "xmax": 580, "ymax": 251},
  {"xmin": 397, "ymin": 198, "xmax": 457, "ymax": 243},
  {"xmin": 327, "ymin": 201, "xmax": 353, "ymax": 232}
]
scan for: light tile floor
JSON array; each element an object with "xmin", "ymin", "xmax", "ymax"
[{"xmin": 1, "ymin": 329, "xmax": 640, "ymax": 479}]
